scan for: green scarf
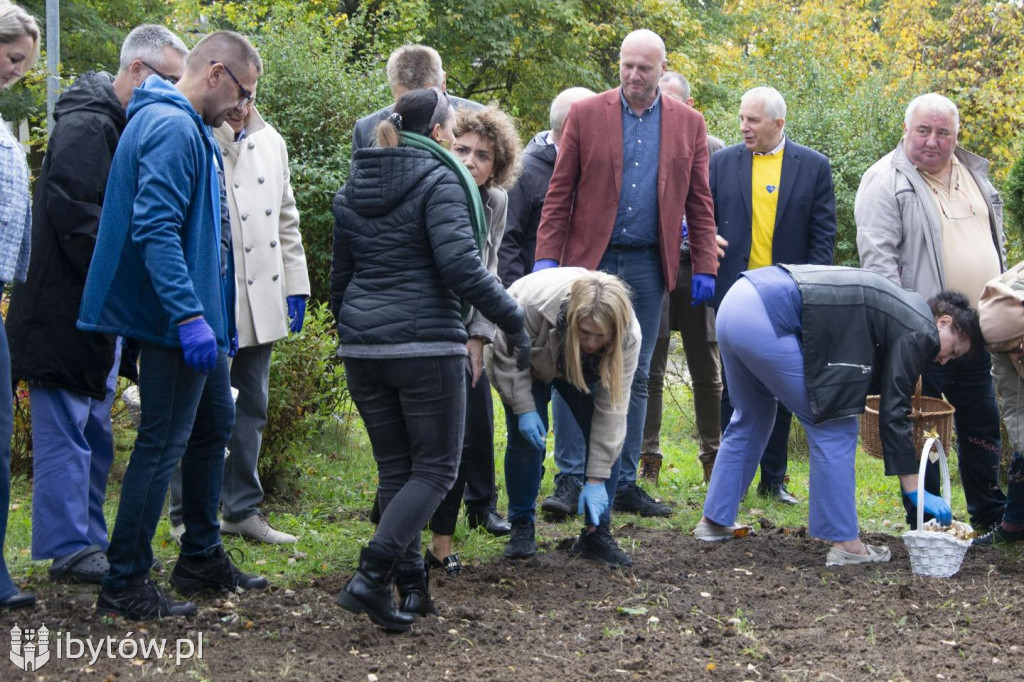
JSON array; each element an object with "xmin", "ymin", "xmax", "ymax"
[
  {"xmin": 399, "ymin": 131, "xmax": 487, "ymax": 255},
  {"xmin": 400, "ymin": 131, "xmax": 487, "ymax": 323}
]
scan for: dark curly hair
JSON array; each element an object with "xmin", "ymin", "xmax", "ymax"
[
  {"xmin": 452, "ymin": 106, "xmax": 522, "ymax": 190},
  {"xmin": 928, "ymin": 289, "xmax": 984, "ymax": 358}
]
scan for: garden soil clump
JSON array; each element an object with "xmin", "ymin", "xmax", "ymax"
[{"xmin": 4, "ymin": 524, "xmax": 1022, "ymax": 680}]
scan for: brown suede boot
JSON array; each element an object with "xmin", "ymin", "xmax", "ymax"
[{"xmin": 639, "ymin": 453, "xmax": 663, "ymax": 485}]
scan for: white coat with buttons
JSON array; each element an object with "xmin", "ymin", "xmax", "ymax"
[{"xmin": 215, "ymin": 107, "xmax": 310, "ymax": 347}]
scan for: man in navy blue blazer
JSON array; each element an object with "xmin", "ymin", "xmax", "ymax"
[{"xmin": 709, "ymin": 86, "xmax": 836, "ymax": 505}]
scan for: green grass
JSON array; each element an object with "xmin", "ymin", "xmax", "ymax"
[{"xmin": 2, "ymin": 349, "xmax": 974, "ymax": 588}]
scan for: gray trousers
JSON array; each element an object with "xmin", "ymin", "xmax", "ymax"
[{"xmin": 169, "ymin": 343, "xmax": 273, "ymax": 524}]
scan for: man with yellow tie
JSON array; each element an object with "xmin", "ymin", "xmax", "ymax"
[{"xmin": 709, "ymin": 87, "xmax": 836, "ymax": 504}]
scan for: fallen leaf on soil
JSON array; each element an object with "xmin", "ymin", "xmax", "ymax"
[
  {"xmin": 733, "ymin": 527, "xmax": 751, "ymax": 538},
  {"xmin": 700, "ymin": 592, "xmax": 711, "ymax": 598},
  {"xmin": 706, "ymin": 663, "xmax": 716, "ymax": 671},
  {"xmin": 617, "ymin": 606, "xmax": 648, "ymax": 616}
]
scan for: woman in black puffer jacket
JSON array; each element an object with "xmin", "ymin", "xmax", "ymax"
[{"xmin": 330, "ymin": 88, "xmax": 529, "ymax": 632}]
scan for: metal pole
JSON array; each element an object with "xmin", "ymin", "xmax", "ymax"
[{"xmin": 45, "ymin": 0, "xmax": 60, "ymax": 134}]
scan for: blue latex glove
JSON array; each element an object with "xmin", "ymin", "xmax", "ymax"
[
  {"xmin": 517, "ymin": 411, "xmax": 547, "ymax": 450},
  {"xmin": 903, "ymin": 490, "xmax": 953, "ymax": 526},
  {"xmin": 287, "ymin": 295, "xmax": 306, "ymax": 333},
  {"xmin": 177, "ymin": 317, "xmax": 218, "ymax": 374},
  {"xmin": 228, "ymin": 330, "xmax": 239, "ymax": 358},
  {"xmin": 532, "ymin": 258, "xmax": 559, "ymax": 272},
  {"xmin": 691, "ymin": 273, "xmax": 715, "ymax": 306},
  {"xmin": 577, "ymin": 481, "xmax": 609, "ymax": 527}
]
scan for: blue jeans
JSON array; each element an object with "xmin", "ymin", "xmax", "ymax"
[
  {"xmin": 706, "ymin": 279, "xmax": 860, "ymax": 541},
  {"xmin": 721, "ymin": 367, "xmax": 792, "ymax": 486},
  {"xmin": 505, "ymin": 378, "xmax": 622, "ymax": 525},
  {"xmin": 104, "ymin": 344, "xmax": 234, "ymax": 590},
  {"xmin": 0, "ymin": 315, "xmax": 19, "ymax": 599},
  {"xmin": 913, "ymin": 349, "xmax": 1006, "ymax": 529},
  {"xmin": 345, "ymin": 356, "xmax": 465, "ymax": 571},
  {"xmin": 30, "ymin": 342, "xmax": 121, "ymax": 559},
  {"xmin": 551, "ymin": 246, "xmax": 664, "ymax": 491}
]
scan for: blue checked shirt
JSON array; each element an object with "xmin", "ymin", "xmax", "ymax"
[
  {"xmin": 610, "ymin": 88, "xmax": 661, "ymax": 247},
  {"xmin": 0, "ymin": 118, "xmax": 32, "ymax": 284}
]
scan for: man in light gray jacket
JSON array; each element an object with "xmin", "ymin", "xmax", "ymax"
[{"xmin": 855, "ymin": 92, "xmax": 1006, "ymax": 531}]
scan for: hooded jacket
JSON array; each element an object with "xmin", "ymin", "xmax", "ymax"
[
  {"xmin": 6, "ymin": 72, "xmax": 134, "ymax": 398},
  {"xmin": 331, "ymin": 145, "xmax": 521, "ymax": 353},
  {"xmin": 498, "ymin": 131, "xmax": 557, "ymax": 288},
  {"xmin": 77, "ymin": 76, "xmax": 235, "ymax": 351}
]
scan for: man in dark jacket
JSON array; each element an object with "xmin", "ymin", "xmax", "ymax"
[
  {"xmin": 498, "ymin": 87, "xmax": 593, "ymax": 289},
  {"xmin": 5, "ymin": 25, "xmax": 187, "ymax": 584}
]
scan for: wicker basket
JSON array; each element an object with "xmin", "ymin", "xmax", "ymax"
[
  {"xmin": 903, "ymin": 437, "xmax": 972, "ymax": 578},
  {"xmin": 860, "ymin": 378, "xmax": 954, "ymax": 459}
]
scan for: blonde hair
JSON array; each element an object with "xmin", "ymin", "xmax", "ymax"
[
  {"xmin": 453, "ymin": 106, "xmax": 522, "ymax": 190},
  {"xmin": 563, "ymin": 272, "xmax": 634, "ymax": 408},
  {"xmin": 0, "ymin": 1, "xmax": 40, "ymax": 74}
]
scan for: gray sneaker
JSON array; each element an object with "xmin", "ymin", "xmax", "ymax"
[
  {"xmin": 221, "ymin": 512, "xmax": 297, "ymax": 544},
  {"xmin": 541, "ymin": 477, "xmax": 582, "ymax": 516}
]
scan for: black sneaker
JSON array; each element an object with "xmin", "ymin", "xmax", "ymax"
[
  {"xmin": 503, "ymin": 519, "xmax": 537, "ymax": 560},
  {"xmin": 571, "ymin": 525, "xmax": 633, "ymax": 567},
  {"xmin": 973, "ymin": 525, "xmax": 1024, "ymax": 546},
  {"xmin": 170, "ymin": 546, "xmax": 269, "ymax": 594},
  {"xmin": 541, "ymin": 477, "xmax": 582, "ymax": 516},
  {"xmin": 613, "ymin": 482, "xmax": 671, "ymax": 517},
  {"xmin": 97, "ymin": 578, "xmax": 197, "ymax": 620}
]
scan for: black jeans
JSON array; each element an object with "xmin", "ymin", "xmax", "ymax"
[
  {"xmin": 907, "ymin": 350, "xmax": 1007, "ymax": 529},
  {"xmin": 430, "ymin": 367, "xmax": 497, "ymax": 535},
  {"xmin": 345, "ymin": 356, "xmax": 465, "ymax": 569}
]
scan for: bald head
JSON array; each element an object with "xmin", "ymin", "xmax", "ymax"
[
  {"xmin": 549, "ymin": 87, "xmax": 595, "ymax": 144},
  {"xmin": 619, "ymin": 29, "xmax": 667, "ymax": 113},
  {"xmin": 620, "ymin": 29, "xmax": 666, "ymax": 62}
]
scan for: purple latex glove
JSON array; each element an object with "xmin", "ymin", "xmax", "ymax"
[
  {"xmin": 287, "ymin": 295, "xmax": 306, "ymax": 333},
  {"xmin": 532, "ymin": 259, "xmax": 559, "ymax": 272},
  {"xmin": 691, "ymin": 274, "xmax": 715, "ymax": 306},
  {"xmin": 177, "ymin": 317, "xmax": 218, "ymax": 374}
]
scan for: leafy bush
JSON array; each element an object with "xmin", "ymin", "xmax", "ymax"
[
  {"xmin": 260, "ymin": 301, "xmax": 349, "ymax": 497},
  {"xmin": 1006, "ymin": 147, "xmax": 1024, "ymax": 262}
]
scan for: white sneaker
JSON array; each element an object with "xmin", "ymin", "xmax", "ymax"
[
  {"xmin": 169, "ymin": 523, "xmax": 185, "ymax": 546},
  {"xmin": 693, "ymin": 518, "xmax": 754, "ymax": 542},
  {"xmin": 221, "ymin": 513, "xmax": 297, "ymax": 544},
  {"xmin": 825, "ymin": 544, "xmax": 891, "ymax": 566}
]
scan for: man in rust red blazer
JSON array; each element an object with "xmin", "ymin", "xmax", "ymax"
[{"xmin": 531, "ymin": 29, "xmax": 719, "ymax": 526}]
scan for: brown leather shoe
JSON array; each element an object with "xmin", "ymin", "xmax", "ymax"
[
  {"xmin": 702, "ymin": 460, "xmax": 714, "ymax": 484},
  {"xmin": 639, "ymin": 453, "xmax": 662, "ymax": 485}
]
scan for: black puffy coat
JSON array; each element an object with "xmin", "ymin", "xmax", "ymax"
[
  {"xmin": 6, "ymin": 72, "xmax": 136, "ymax": 399},
  {"xmin": 498, "ymin": 132, "xmax": 556, "ymax": 288},
  {"xmin": 331, "ymin": 146, "xmax": 521, "ymax": 346}
]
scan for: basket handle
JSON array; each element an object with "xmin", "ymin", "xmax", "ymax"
[
  {"xmin": 912, "ymin": 376, "xmax": 923, "ymax": 414},
  {"xmin": 915, "ymin": 436, "xmax": 952, "ymax": 529}
]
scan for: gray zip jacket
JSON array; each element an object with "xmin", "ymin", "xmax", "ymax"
[{"xmin": 855, "ymin": 142, "xmax": 1005, "ymax": 299}]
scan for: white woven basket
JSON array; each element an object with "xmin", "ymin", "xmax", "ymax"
[{"xmin": 902, "ymin": 437, "xmax": 972, "ymax": 578}]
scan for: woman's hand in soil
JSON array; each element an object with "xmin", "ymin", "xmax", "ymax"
[
  {"xmin": 518, "ymin": 411, "xmax": 547, "ymax": 450},
  {"xmin": 903, "ymin": 490, "xmax": 952, "ymax": 526},
  {"xmin": 577, "ymin": 481, "xmax": 609, "ymax": 527}
]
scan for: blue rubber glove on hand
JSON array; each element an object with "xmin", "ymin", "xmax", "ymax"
[
  {"xmin": 517, "ymin": 411, "xmax": 547, "ymax": 451},
  {"xmin": 532, "ymin": 259, "xmax": 559, "ymax": 272},
  {"xmin": 287, "ymin": 295, "xmax": 306, "ymax": 333},
  {"xmin": 228, "ymin": 330, "xmax": 239, "ymax": 358},
  {"xmin": 691, "ymin": 274, "xmax": 715, "ymax": 306},
  {"xmin": 177, "ymin": 317, "xmax": 218, "ymax": 374},
  {"xmin": 577, "ymin": 481, "xmax": 609, "ymax": 527},
  {"xmin": 903, "ymin": 490, "xmax": 953, "ymax": 526}
]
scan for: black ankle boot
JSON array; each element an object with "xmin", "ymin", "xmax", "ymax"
[
  {"xmin": 335, "ymin": 548, "xmax": 416, "ymax": 632},
  {"xmin": 396, "ymin": 562, "xmax": 438, "ymax": 617}
]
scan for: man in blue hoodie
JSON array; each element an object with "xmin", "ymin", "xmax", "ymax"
[
  {"xmin": 6, "ymin": 24, "xmax": 188, "ymax": 586},
  {"xmin": 79, "ymin": 30, "xmax": 268, "ymax": 620}
]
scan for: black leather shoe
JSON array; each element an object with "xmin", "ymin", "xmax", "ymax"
[
  {"xmin": 425, "ymin": 548, "xmax": 462, "ymax": 577},
  {"xmin": 396, "ymin": 563, "xmax": 438, "ymax": 617},
  {"xmin": 613, "ymin": 482, "xmax": 672, "ymax": 517},
  {"xmin": 758, "ymin": 482, "xmax": 799, "ymax": 505},
  {"xmin": 503, "ymin": 519, "xmax": 536, "ymax": 560},
  {"xmin": 170, "ymin": 546, "xmax": 269, "ymax": 593},
  {"xmin": 335, "ymin": 548, "xmax": 416, "ymax": 632},
  {"xmin": 0, "ymin": 590, "xmax": 36, "ymax": 610},
  {"xmin": 468, "ymin": 510, "xmax": 512, "ymax": 536}
]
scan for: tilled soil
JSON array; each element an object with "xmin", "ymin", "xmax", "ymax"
[{"xmin": 3, "ymin": 523, "xmax": 1022, "ymax": 681}]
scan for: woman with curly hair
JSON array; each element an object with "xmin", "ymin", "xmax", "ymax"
[{"xmin": 423, "ymin": 106, "xmax": 522, "ymax": 581}]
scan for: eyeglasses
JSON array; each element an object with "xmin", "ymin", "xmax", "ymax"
[
  {"xmin": 930, "ymin": 184, "xmax": 976, "ymax": 221},
  {"xmin": 140, "ymin": 60, "xmax": 178, "ymax": 85},
  {"xmin": 210, "ymin": 60, "xmax": 254, "ymax": 107}
]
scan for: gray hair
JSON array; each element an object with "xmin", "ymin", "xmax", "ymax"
[
  {"xmin": 660, "ymin": 71, "xmax": 690, "ymax": 101},
  {"xmin": 549, "ymin": 87, "xmax": 595, "ymax": 139},
  {"xmin": 620, "ymin": 29, "xmax": 666, "ymax": 62},
  {"xmin": 741, "ymin": 86, "xmax": 787, "ymax": 121},
  {"xmin": 0, "ymin": 1, "xmax": 40, "ymax": 62},
  {"xmin": 119, "ymin": 24, "xmax": 188, "ymax": 71},
  {"xmin": 386, "ymin": 44, "xmax": 444, "ymax": 91},
  {"xmin": 904, "ymin": 93, "xmax": 959, "ymax": 131}
]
